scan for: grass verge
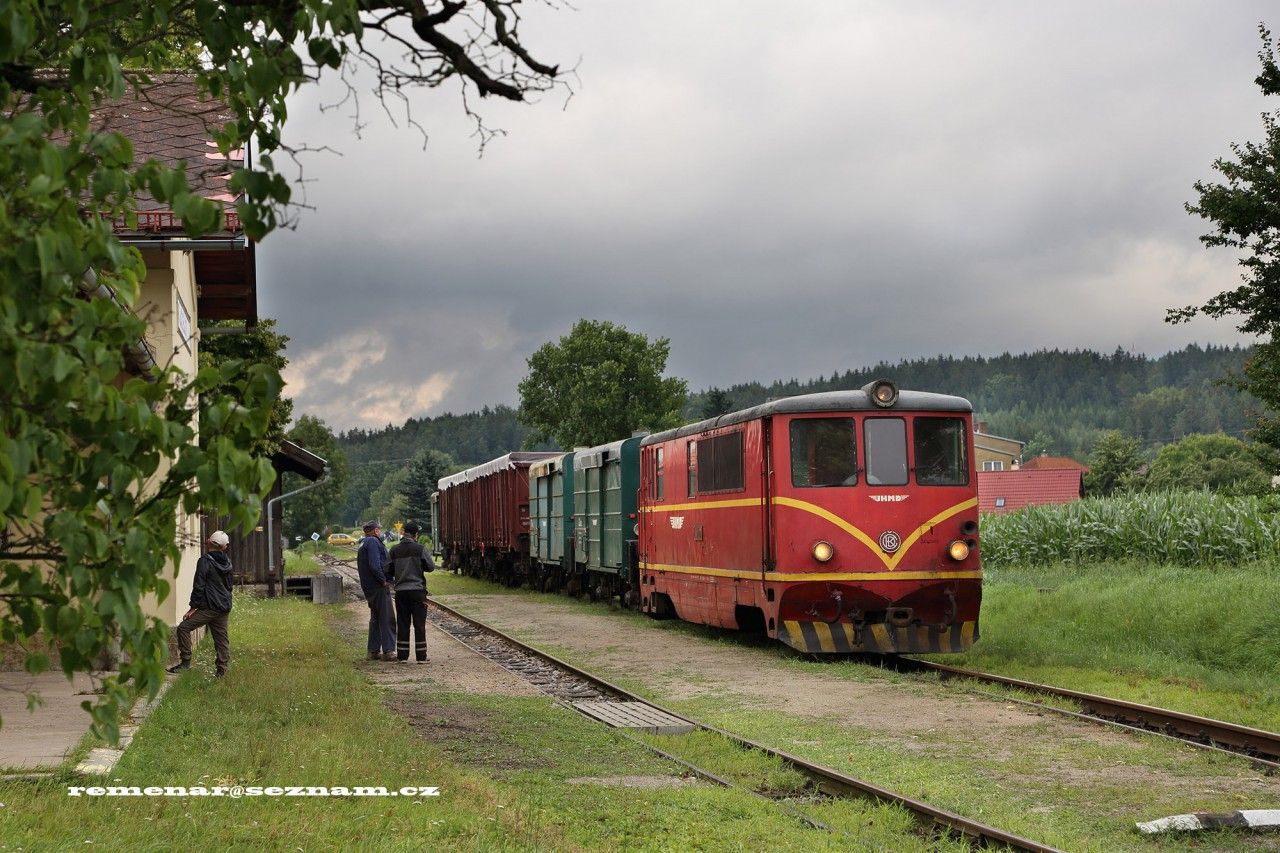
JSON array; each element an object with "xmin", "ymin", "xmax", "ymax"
[
  {"xmin": 0, "ymin": 591, "xmax": 944, "ymax": 850},
  {"xmin": 935, "ymin": 560, "xmax": 1280, "ymax": 730}
]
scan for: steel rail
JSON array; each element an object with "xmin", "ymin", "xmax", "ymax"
[
  {"xmin": 320, "ymin": 552, "xmax": 1276, "ymax": 769},
  {"xmin": 427, "ymin": 603, "xmax": 832, "ymax": 834},
  {"xmin": 890, "ymin": 658, "xmax": 1280, "ymax": 769},
  {"xmin": 427, "ymin": 598, "xmax": 1063, "ymax": 853}
]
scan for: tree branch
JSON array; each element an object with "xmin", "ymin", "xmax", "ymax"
[{"xmin": 480, "ymin": 0, "xmax": 559, "ymax": 77}]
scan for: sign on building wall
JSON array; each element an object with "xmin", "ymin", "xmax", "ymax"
[{"xmin": 176, "ymin": 292, "xmax": 192, "ymax": 352}]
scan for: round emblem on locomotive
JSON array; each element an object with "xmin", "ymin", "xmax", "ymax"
[{"xmin": 878, "ymin": 530, "xmax": 902, "ymax": 553}]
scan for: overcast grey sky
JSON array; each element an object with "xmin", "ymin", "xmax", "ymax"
[{"xmin": 259, "ymin": 1, "xmax": 1271, "ymax": 432}]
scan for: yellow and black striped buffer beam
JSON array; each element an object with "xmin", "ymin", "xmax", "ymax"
[{"xmin": 779, "ymin": 620, "xmax": 978, "ymax": 654}]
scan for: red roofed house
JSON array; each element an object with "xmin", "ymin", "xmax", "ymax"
[
  {"xmin": 97, "ymin": 75, "xmax": 259, "ymax": 627},
  {"xmin": 978, "ymin": 468, "xmax": 1085, "ymax": 513}
]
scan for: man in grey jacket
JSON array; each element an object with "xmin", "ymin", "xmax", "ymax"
[
  {"xmin": 168, "ymin": 530, "xmax": 234, "ymax": 678},
  {"xmin": 388, "ymin": 522, "xmax": 436, "ymax": 663}
]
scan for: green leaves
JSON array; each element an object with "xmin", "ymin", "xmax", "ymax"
[
  {"xmin": 518, "ymin": 319, "xmax": 689, "ymax": 449},
  {"xmin": 2, "ymin": 0, "xmax": 562, "ymax": 745},
  {"xmin": 1178, "ymin": 26, "xmax": 1280, "ymax": 454},
  {"xmin": 0, "ymin": 223, "xmax": 282, "ymax": 743},
  {"xmin": 281, "ymin": 415, "xmax": 347, "ymax": 539}
]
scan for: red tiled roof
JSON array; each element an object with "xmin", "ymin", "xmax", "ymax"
[
  {"xmin": 91, "ymin": 74, "xmax": 243, "ymax": 231},
  {"xmin": 1020, "ymin": 455, "xmax": 1089, "ymax": 471},
  {"xmin": 978, "ymin": 469, "xmax": 1083, "ymax": 513},
  {"xmin": 87, "ymin": 74, "xmax": 258, "ymax": 323}
]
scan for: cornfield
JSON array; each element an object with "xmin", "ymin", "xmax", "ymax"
[{"xmin": 980, "ymin": 491, "xmax": 1280, "ymax": 568}]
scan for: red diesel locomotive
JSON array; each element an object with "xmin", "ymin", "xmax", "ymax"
[
  {"xmin": 434, "ymin": 381, "xmax": 982, "ymax": 655},
  {"xmin": 637, "ymin": 381, "xmax": 981, "ymax": 654}
]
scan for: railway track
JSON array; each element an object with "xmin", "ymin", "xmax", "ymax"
[
  {"xmin": 318, "ymin": 551, "xmax": 1279, "ymax": 771},
  {"xmin": 318, "ymin": 553, "xmax": 1278, "ymax": 773},
  {"xmin": 425, "ymin": 597, "xmax": 1063, "ymax": 852},
  {"xmin": 315, "ymin": 552, "xmax": 361, "ymax": 594},
  {"xmin": 885, "ymin": 657, "xmax": 1280, "ymax": 771}
]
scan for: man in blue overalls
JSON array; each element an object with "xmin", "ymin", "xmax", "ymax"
[{"xmin": 356, "ymin": 521, "xmax": 394, "ymax": 661}]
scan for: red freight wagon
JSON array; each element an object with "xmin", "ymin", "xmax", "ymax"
[
  {"xmin": 637, "ymin": 382, "xmax": 982, "ymax": 654},
  {"xmin": 436, "ymin": 452, "xmax": 558, "ymax": 577},
  {"xmin": 436, "ymin": 469, "xmax": 469, "ymax": 563}
]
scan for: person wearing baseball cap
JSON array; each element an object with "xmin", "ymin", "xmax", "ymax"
[
  {"xmin": 356, "ymin": 521, "xmax": 395, "ymax": 661},
  {"xmin": 167, "ymin": 530, "xmax": 235, "ymax": 678}
]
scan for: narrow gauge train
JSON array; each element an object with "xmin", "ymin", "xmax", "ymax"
[{"xmin": 432, "ymin": 381, "xmax": 982, "ymax": 654}]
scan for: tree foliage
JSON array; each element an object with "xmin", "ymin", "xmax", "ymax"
[
  {"xmin": 518, "ymin": 320, "xmax": 689, "ymax": 449},
  {"xmin": 1021, "ymin": 430, "xmax": 1057, "ymax": 460},
  {"xmin": 1170, "ymin": 24, "xmax": 1280, "ymax": 452},
  {"xmin": 340, "ymin": 404, "xmax": 541, "ymax": 468},
  {"xmin": 682, "ymin": 344, "xmax": 1258, "ymax": 460},
  {"xmin": 403, "ymin": 449, "xmax": 454, "ymax": 531},
  {"xmin": 283, "ymin": 415, "xmax": 347, "ymax": 538},
  {"xmin": 1083, "ymin": 431, "xmax": 1144, "ymax": 497},
  {"xmin": 339, "ymin": 460, "xmax": 393, "ymax": 526},
  {"xmin": 198, "ymin": 319, "xmax": 293, "ymax": 456},
  {"xmin": 337, "ymin": 344, "xmax": 1265, "ymax": 472},
  {"xmin": 1142, "ymin": 433, "xmax": 1278, "ymax": 496},
  {"xmin": 0, "ymin": 341, "xmax": 278, "ymax": 741},
  {"xmin": 701, "ymin": 388, "xmax": 734, "ymax": 419},
  {"xmin": 0, "ymin": 0, "xmax": 562, "ymax": 736},
  {"xmin": 364, "ymin": 467, "xmax": 412, "ymax": 528}
]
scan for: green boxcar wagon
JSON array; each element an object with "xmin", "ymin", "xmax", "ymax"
[
  {"xmin": 528, "ymin": 452, "xmax": 575, "ymax": 590},
  {"xmin": 572, "ymin": 435, "xmax": 644, "ymax": 601}
]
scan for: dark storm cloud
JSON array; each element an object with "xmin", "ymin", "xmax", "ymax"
[{"xmin": 259, "ymin": 1, "xmax": 1272, "ymax": 430}]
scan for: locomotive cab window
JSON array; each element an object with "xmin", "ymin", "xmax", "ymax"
[
  {"xmin": 687, "ymin": 440, "xmax": 697, "ymax": 496},
  {"xmin": 648, "ymin": 447, "xmax": 665, "ymax": 499},
  {"xmin": 864, "ymin": 418, "xmax": 908, "ymax": 486},
  {"xmin": 694, "ymin": 431, "xmax": 744, "ymax": 494},
  {"xmin": 913, "ymin": 417, "xmax": 969, "ymax": 486},
  {"xmin": 790, "ymin": 418, "xmax": 857, "ymax": 487}
]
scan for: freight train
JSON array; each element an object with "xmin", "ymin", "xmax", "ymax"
[{"xmin": 430, "ymin": 380, "xmax": 982, "ymax": 654}]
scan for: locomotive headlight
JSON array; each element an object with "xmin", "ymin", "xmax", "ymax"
[
  {"xmin": 863, "ymin": 378, "xmax": 899, "ymax": 408},
  {"xmin": 812, "ymin": 541, "xmax": 835, "ymax": 563},
  {"xmin": 947, "ymin": 539, "xmax": 970, "ymax": 561}
]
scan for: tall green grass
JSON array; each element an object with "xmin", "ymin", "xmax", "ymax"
[
  {"xmin": 950, "ymin": 560, "xmax": 1280, "ymax": 729},
  {"xmin": 981, "ymin": 491, "xmax": 1280, "ymax": 568}
]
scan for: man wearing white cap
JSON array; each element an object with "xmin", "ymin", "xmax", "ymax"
[{"xmin": 167, "ymin": 530, "xmax": 235, "ymax": 678}]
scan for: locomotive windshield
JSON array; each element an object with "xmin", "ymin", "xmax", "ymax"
[
  {"xmin": 864, "ymin": 417, "xmax": 908, "ymax": 485},
  {"xmin": 914, "ymin": 417, "xmax": 969, "ymax": 486},
  {"xmin": 790, "ymin": 418, "xmax": 856, "ymax": 487}
]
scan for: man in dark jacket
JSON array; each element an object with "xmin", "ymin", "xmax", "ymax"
[
  {"xmin": 168, "ymin": 530, "xmax": 234, "ymax": 678},
  {"xmin": 357, "ymin": 521, "xmax": 395, "ymax": 661},
  {"xmin": 388, "ymin": 522, "xmax": 436, "ymax": 663}
]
